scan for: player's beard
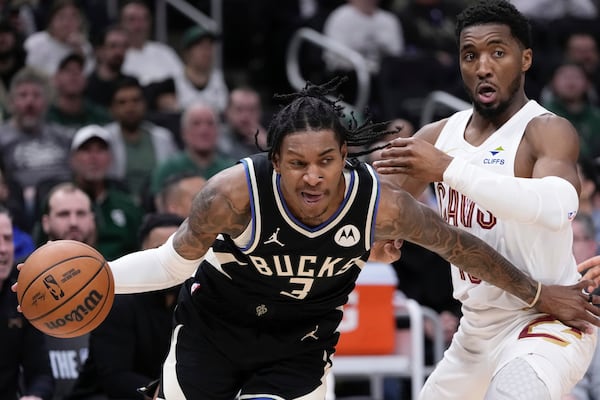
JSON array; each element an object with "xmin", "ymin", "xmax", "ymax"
[{"xmin": 466, "ymin": 75, "xmax": 521, "ymax": 119}]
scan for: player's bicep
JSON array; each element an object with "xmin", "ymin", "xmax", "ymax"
[
  {"xmin": 525, "ymin": 115, "xmax": 581, "ymax": 192},
  {"xmin": 175, "ymin": 166, "xmax": 251, "ymax": 259}
]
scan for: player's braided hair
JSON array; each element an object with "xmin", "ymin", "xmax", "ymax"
[
  {"xmin": 456, "ymin": 0, "xmax": 531, "ymax": 49},
  {"xmin": 260, "ymin": 77, "xmax": 399, "ymax": 160}
]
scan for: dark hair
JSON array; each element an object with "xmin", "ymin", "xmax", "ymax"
[
  {"xmin": 110, "ymin": 76, "xmax": 143, "ymax": 103},
  {"xmin": 0, "ymin": 204, "xmax": 12, "ymax": 220},
  {"xmin": 47, "ymin": 0, "xmax": 81, "ymax": 27},
  {"xmin": 264, "ymin": 77, "xmax": 398, "ymax": 160},
  {"xmin": 455, "ymin": 0, "xmax": 532, "ymax": 49},
  {"xmin": 158, "ymin": 171, "xmax": 203, "ymax": 203},
  {"xmin": 91, "ymin": 23, "xmax": 126, "ymax": 48},
  {"xmin": 138, "ymin": 212, "xmax": 184, "ymax": 245}
]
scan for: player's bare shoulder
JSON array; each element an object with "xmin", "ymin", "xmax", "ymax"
[
  {"xmin": 189, "ymin": 164, "xmax": 252, "ymax": 238},
  {"xmin": 525, "ymin": 113, "xmax": 580, "ymax": 154},
  {"xmin": 414, "ymin": 117, "xmax": 450, "ymax": 143}
]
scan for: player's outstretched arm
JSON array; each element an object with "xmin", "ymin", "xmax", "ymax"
[
  {"xmin": 376, "ymin": 184, "xmax": 600, "ymax": 333},
  {"xmin": 109, "ymin": 164, "xmax": 251, "ymax": 294}
]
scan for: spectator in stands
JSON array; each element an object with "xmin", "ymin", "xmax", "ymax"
[
  {"xmin": 0, "ymin": 67, "xmax": 72, "ymax": 222},
  {"xmin": 47, "ymin": 53, "xmax": 111, "ymax": 132},
  {"xmin": 218, "ymin": 87, "xmax": 267, "ymax": 161},
  {"xmin": 85, "ymin": 25, "xmax": 131, "ymax": 109},
  {"xmin": 67, "ymin": 212, "xmax": 185, "ymax": 400},
  {"xmin": 0, "ymin": 19, "xmax": 26, "ymax": 118},
  {"xmin": 0, "ymin": 0, "xmax": 37, "ymax": 38},
  {"xmin": 395, "ymin": 0, "xmax": 462, "ymax": 66},
  {"xmin": 119, "ymin": 0, "xmax": 183, "ymax": 86},
  {"xmin": 41, "ymin": 182, "xmax": 96, "ymax": 245},
  {"xmin": 175, "ymin": 24, "xmax": 228, "ymax": 115},
  {"xmin": 542, "ymin": 61, "xmax": 600, "ymax": 161},
  {"xmin": 577, "ymin": 157, "xmax": 600, "ymax": 244},
  {"xmin": 69, "ymin": 125, "xmax": 143, "ymax": 259},
  {"xmin": 40, "ymin": 183, "xmax": 96, "ymax": 400},
  {"xmin": 323, "ymin": 0, "xmax": 404, "ymax": 114},
  {"xmin": 105, "ymin": 76, "xmax": 179, "ymax": 202},
  {"xmin": 323, "ymin": 0, "xmax": 404, "ymax": 75},
  {"xmin": 509, "ymin": 0, "xmax": 597, "ymax": 22},
  {"xmin": 564, "ymin": 212, "xmax": 600, "ymax": 400},
  {"xmin": 0, "ymin": 164, "xmax": 32, "ymax": 260},
  {"xmin": 0, "ymin": 205, "xmax": 54, "ymax": 400},
  {"xmin": 564, "ymin": 32, "xmax": 600, "ymax": 101},
  {"xmin": 24, "ymin": 0, "xmax": 94, "ymax": 77},
  {"xmin": 33, "ymin": 125, "xmax": 144, "ymax": 261},
  {"xmin": 154, "ymin": 172, "xmax": 206, "ymax": 218},
  {"xmin": 150, "ymin": 102, "xmax": 233, "ymax": 198},
  {"xmin": 572, "ymin": 213, "xmax": 598, "ymax": 265}
]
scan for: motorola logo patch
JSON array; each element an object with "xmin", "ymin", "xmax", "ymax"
[{"xmin": 334, "ymin": 225, "xmax": 360, "ymax": 247}]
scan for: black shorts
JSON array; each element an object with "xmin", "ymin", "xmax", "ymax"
[{"xmin": 157, "ymin": 280, "xmax": 341, "ymax": 399}]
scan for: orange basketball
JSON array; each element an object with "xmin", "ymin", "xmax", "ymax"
[{"xmin": 17, "ymin": 240, "xmax": 115, "ymax": 338}]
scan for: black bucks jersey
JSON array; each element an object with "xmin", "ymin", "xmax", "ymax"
[{"xmin": 192, "ymin": 153, "xmax": 380, "ymax": 326}]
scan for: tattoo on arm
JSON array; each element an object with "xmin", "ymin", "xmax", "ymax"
[
  {"xmin": 174, "ymin": 182, "xmax": 251, "ymax": 260},
  {"xmin": 382, "ymin": 191, "xmax": 537, "ymax": 303}
]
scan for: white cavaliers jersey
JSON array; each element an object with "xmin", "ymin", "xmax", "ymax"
[{"xmin": 434, "ymin": 100, "xmax": 579, "ymax": 326}]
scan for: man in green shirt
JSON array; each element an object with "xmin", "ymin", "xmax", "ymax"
[
  {"xmin": 150, "ymin": 102, "xmax": 234, "ymax": 197},
  {"xmin": 35, "ymin": 125, "xmax": 144, "ymax": 260}
]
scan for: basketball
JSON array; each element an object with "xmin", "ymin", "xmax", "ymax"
[{"xmin": 16, "ymin": 240, "xmax": 115, "ymax": 338}]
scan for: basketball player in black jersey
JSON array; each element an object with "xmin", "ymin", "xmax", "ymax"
[{"xmin": 17, "ymin": 78, "xmax": 600, "ymax": 399}]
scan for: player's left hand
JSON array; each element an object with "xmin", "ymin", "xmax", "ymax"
[
  {"xmin": 369, "ymin": 239, "xmax": 404, "ymax": 264},
  {"xmin": 535, "ymin": 280, "xmax": 600, "ymax": 334}
]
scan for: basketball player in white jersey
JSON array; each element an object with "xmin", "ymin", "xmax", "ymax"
[{"xmin": 374, "ymin": 1, "xmax": 598, "ymax": 399}]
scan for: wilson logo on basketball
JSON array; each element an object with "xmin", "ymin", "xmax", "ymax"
[{"xmin": 43, "ymin": 289, "xmax": 104, "ymax": 331}]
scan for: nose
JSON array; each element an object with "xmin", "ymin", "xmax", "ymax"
[
  {"xmin": 304, "ymin": 165, "xmax": 323, "ymax": 186},
  {"xmin": 476, "ymin": 54, "xmax": 493, "ymax": 78},
  {"xmin": 68, "ymin": 212, "xmax": 80, "ymax": 225}
]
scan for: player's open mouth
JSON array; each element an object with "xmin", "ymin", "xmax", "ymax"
[
  {"xmin": 477, "ymin": 84, "xmax": 497, "ymax": 104},
  {"xmin": 302, "ymin": 192, "xmax": 324, "ymax": 204}
]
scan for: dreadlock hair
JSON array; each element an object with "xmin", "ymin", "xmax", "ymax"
[
  {"xmin": 455, "ymin": 0, "xmax": 532, "ymax": 49},
  {"xmin": 263, "ymin": 77, "xmax": 400, "ymax": 160}
]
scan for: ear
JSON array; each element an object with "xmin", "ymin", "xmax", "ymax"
[
  {"xmin": 341, "ymin": 143, "xmax": 348, "ymax": 162},
  {"xmin": 272, "ymin": 154, "xmax": 280, "ymax": 173},
  {"xmin": 522, "ymin": 48, "xmax": 532, "ymax": 73}
]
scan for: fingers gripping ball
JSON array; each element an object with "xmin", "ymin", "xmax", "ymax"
[{"xmin": 17, "ymin": 240, "xmax": 115, "ymax": 338}]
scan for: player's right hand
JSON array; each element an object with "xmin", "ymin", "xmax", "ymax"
[{"xmin": 535, "ymin": 280, "xmax": 600, "ymax": 334}]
